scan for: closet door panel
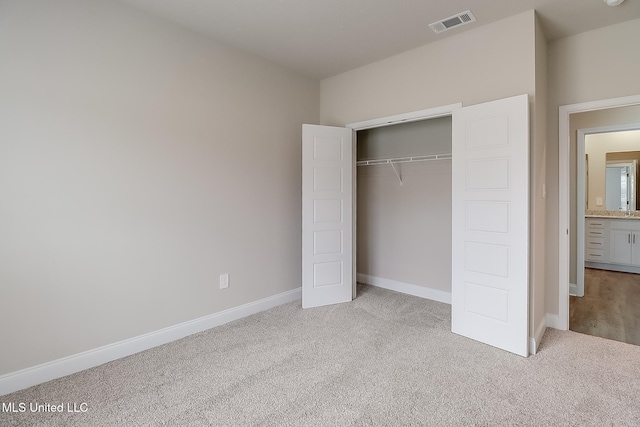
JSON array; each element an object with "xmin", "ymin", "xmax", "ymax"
[
  {"xmin": 465, "ymin": 201, "xmax": 510, "ymax": 233},
  {"xmin": 302, "ymin": 124, "xmax": 354, "ymax": 308},
  {"xmin": 451, "ymin": 94, "xmax": 529, "ymax": 357}
]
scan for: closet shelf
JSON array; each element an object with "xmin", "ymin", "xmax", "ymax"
[
  {"xmin": 356, "ymin": 153, "xmax": 452, "ymax": 167},
  {"xmin": 356, "ymin": 153, "xmax": 452, "ymax": 186}
]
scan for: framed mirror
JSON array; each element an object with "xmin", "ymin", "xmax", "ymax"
[
  {"xmin": 605, "ymin": 160, "xmax": 636, "ymax": 211},
  {"xmin": 585, "ymin": 130, "xmax": 640, "ymax": 213}
]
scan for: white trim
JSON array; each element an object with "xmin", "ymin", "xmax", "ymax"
[
  {"xmin": 558, "ymin": 94, "xmax": 640, "ymax": 331},
  {"xmin": 530, "ymin": 316, "xmax": 547, "ymax": 355},
  {"xmin": 546, "ymin": 313, "xmax": 562, "ymax": 330},
  {"xmin": 344, "ymin": 104, "xmax": 460, "ymax": 304},
  {"xmin": 577, "ymin": 130, "xmax": 586, "ymax": 297},
  {"xmin": 357, "ymin": 273, "xmax": 451, "ymax": 304},
  {"xmin": 0, "ymin": 288, "xmax": 302, "ymax": 396},
  {"xmin": 346, "ymin": 103, "xmax": 462, "ymax": 131},
  {"xmin": 586, "ymin": 261, "xmax": 640, "ymax": 274},
  {"xmin": 569, "ymin": 283, "xmax": 578, "ymax": 296}
]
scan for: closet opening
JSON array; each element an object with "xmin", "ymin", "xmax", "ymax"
[
  {"xmin": 354, "ymin": 116, "xmax": 453, "ymax": 304},
  {"xmin": 304, "ymin": 96, "xmax": 529, "ymax": 355}
]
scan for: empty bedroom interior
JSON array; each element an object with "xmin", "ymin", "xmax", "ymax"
[{"xmin": 1, "ymin": 0, "xmax": 640, "ymax": 423}]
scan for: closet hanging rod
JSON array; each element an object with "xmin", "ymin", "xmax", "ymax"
[{"xmin": 356, "ymin": 153, "xmax": 452, "ymax": 166}]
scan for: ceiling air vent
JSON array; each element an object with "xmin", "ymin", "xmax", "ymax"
[{"xmin": 429, "ymin": 10, "xmax": 476, "ymax": 34}]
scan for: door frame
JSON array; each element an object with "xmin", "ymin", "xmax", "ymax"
[
  {"xmin": 558, "ymin": 94, "xmax": 640, "ymax": 330},
  {"xmin": 345, "ymin": 103, "xmax": 461, "ymax": 298},
  {"xmin": 576, "ymin": 123, "xmax": 640, "ymax": 298},
  {"xmin": 346, "ymin": 103, "xmax": 462, "ymax": 131}
]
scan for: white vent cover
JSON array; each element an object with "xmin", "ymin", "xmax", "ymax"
[{"xmin": 429, "ymin": 10, "xmax": 476, "ymax": 34}]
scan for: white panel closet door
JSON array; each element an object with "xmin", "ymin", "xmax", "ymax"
[
  {"xmin": 451, "ymin": 94, "xmax": 529, "ymax": 356},
  {"xmin": 302, "ymin": 124, "xmax": 354, "ymax": 308}
]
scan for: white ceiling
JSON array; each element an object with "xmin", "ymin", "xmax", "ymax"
[{"xmin": 118, "ymin": 0, "xmax": 640, "ymax": 80}]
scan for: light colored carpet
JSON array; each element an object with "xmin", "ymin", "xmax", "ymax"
[{"xmin": 2, "ymin": 284, "xmax": 640, "ymax": 426}]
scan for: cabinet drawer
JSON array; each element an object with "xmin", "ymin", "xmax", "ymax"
[
  {"xmin": 586, "ymin": 219, "xmax": 606, "ymax": 229},
  {"xmin": 586, "ymin": 229, "xmax": 606, "ymax": 238},
  {"xmin": 586, "ymin": 248, "xmax": 605, "ymax": 261},
  {"xmin": 586, "ymin": 237, "xmax": 605, "ymax": 248}
]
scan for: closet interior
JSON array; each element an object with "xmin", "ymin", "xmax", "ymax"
[{"xmin": 355, "ymin": 116, "xmax": 453, "ymax": 298}]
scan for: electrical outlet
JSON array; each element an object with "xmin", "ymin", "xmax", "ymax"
[{"xmin": 219, "ymin": 273, "xmax": 229, "ymax": 289}]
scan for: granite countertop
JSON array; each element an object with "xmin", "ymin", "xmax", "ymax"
[{"xmin": 585, "ymin": 211, "xmax": 640, "ymax": 220}]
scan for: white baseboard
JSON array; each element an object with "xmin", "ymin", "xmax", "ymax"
[
  {"xmin": 0, "ymin": 287, "xmax": 301, "ymax": 396},
  {"xmin": 545, "ymin": 313, "xmax": 563, "ymax": 330},
  {"xmin": 357, "ymin": 273, "xmax": 451, "ymax": 304},
  {"xmin": 530, "ymin": 316, "xmax": 547, "ymax": 355},
  {"xmin": 569, "ymin": 282, "xmax": 578, "ymax": 296},
  {"xmin": 586, "ymin": 261, "xmax": 640, "ymax": 275}
]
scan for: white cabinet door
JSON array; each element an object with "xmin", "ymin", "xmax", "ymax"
[
  {"xmin": 301, "ymin": 124, "xmax": 354, "ymax": 308},
  {"xmin": 611, "ymin": 228, "xmax": 640, "ymax": 266},
  {"xmin": 451, "ymin": 94, "xmax": 529, "ymax": 357},
  {"xmin": 610, "ymin": 228, "xmax": 632, "ymax": 265},
  {"xmin": 632, "ymin": 232, "xmax": 640, "ymax": 266}
]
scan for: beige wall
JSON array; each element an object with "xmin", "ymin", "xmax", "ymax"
[
  {"xmin": 0, "ymin": 0, "xmax": 318, "ymax": 375},
  {"xmin": 531, "ymin": 16, "xmax": 548, "ymax": 342},
  {"xmin": 320, "ymin": 11, "xmax": 536, "ymax": 127},
  {"xmin": 357, "ymin": 117, "xmax": 452, "ymax": 161},
  {"xmin": 546, "ymin": 18, "xmax": 640, "ymax": 314},
  {"xmin": 357, "ymin": 162, "xmax": 452, "ymax": 292}
]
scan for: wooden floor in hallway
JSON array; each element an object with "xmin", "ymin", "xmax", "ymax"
[{"xmin": 570, "ymin": 268, "xmax": 640, "ymax": 346}]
